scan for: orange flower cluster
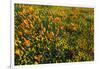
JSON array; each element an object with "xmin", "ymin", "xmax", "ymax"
[{"xmin": 15, "ymin": 4, "xmax": 94, "ymax": 65}]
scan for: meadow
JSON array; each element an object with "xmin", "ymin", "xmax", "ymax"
[{"xmin": 14, "ymin": 4, "xmax": 94, "ymax": 65}]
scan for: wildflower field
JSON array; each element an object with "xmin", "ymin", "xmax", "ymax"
[{"xmin": 14, "ymin": 4, "xmax": 94, "ymax": 65}]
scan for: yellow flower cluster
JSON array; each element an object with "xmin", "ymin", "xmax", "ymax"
[{"xmin": 14, "ymin": 4, "xmax": 94, "ymax": 65}]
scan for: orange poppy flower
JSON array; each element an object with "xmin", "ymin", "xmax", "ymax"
[
  {"xmin": 48, "ymin": 32, "xmax": 54, "ymax": 39},
  {"xmin": 48, "ymin": 16, "xmax": 53, "ymax": 22},
  {"xmin": 23, "ymin": 19, "xmax": 29, "ymax": 25},
  {"xmin": 53, "ymin": 17, "xmax": 61, "ymax": 23},
  {"xmin": 24, "ymin": 39, "xmax": 30, "ymax": 46},
  {"xmin": 20, "ymin": 22, "xmax": 25, "ymax": 29}
]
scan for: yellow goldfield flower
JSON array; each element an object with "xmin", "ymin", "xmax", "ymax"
[
  {"xmin": 38, "ymin": 18, "xmax": 42, "ymax": 23},
  {"xmin": 30, "ymin": 23, "xmax": 33, "ymax": 28},
  {"xmin": 34, "ymin": 55, "xmax": 42, "ymax": 62},
  {"xmin": 18, "ymin": 12, "xmax": 23, "ymax": 16},
  {"xmin": 50, "ymin": 32, "xmax": 54, "ymax": 36},
  {"xmin": 43, "ymin": 27, "xmax": 46, "ymax": 32},
  {"xmin": 60, "ymin": 26, "xmax": 64, "ymax": 30},
  {"xmin": 34, "ymin": 61, "xmax": 38, "ymax": 64},
  {"xmin": 18, "ymin": 41, "xmax": 21, "ymax": 44},
  {"xmin": 15, "ymin": 49, "xmax": 20, "ymax": 55},
  {"xmin": 89, "ymin": 24, "xmax": 94, "ymax": 33},
  {"xmin": 36, "ymin": 37, "xmax": 39, "ymax": 41},
  {"xmin": 24, "ymin": 29, "xmax": 29, "ymax": 34},
  {"xmin": 15, "ymin": 4, "xmax": 94, "ymax": 64},
  {"xmin": 29, "ymin": 6, "xmax": 33, "ymax": 14},
  {"xmin": 48, "ymin": 25, "xmax": 51, "ymax": 29},
  {"xmin": 18, "ymin": 31, "xmax": 23, "ymax": 36},
  {"xmin": 78, "ymin": 52, "xmax": 84, "ymax": 57},
  {"xmin": 22, "ymin": 9, "xmax": 26, "ymax": 14},
  {"xmin": 35, "ymin": 15, "xmax": 39, "ymax": 19},
  {"xmin": 34, "ymin": 15, "xmax": 41, "ymax": 23},
  {"xmin": 15, "ymin": 49, "xmax": 23, "ymax": 56},
  {"xmin": 70, "ymin": 23, "xmax": 79, "ymax": 31}
]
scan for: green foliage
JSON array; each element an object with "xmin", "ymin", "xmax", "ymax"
[{"xmin": 14, "ymin": 4, "xmax": 94, "ymax": 65}]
